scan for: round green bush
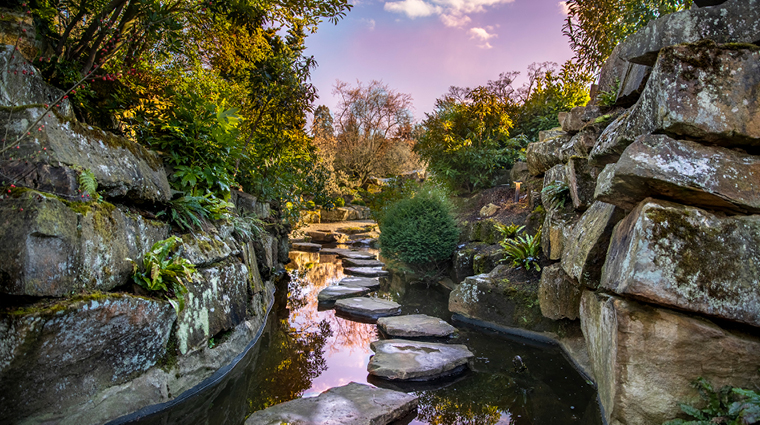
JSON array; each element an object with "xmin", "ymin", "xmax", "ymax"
[
  {"xmin": 379, "ymin": 192, "xmax": 459, "ymax": 273},
  {"xmin": 334, "ymin": 197, "xmax": 346, "ymax": 207}
]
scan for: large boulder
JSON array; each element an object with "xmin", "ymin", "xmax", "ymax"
[
  {"xmin": 525, "ymin": 130, "xmax": 578, "ymax": 176},
  {"xmin": 596, "ymin": 43, "xmax": 652, "ymax": 107},
  {"xmin": 541, "ymin": 208, "xmax": 577, "ymax": 261},
  {"xmin": 0, "ymin": 190, "xmax": 169, "ymax": 297},
  {"xmin": 601, "ymin": 198, "xmax": 760, "ymax": 328},
  {"xmin": 580, "ymin": 291, "xmax": 760, "ymax": 425},
  {"xmin": 561, "ymin": 201, "xmax": 626, "ymax": 289},
  {"xmin": 320, "ymin": 207, "xmax": 351, "ymax": 222},
  {"xmin": 0, "ymin": 294, "xmax": 176, "ymax": 423},
  {"xmin": 617, "ymin": 0, "xmax": 760, "ymax": 66},
  {"xmin": 595, "ymin": 134, "xmax": 760, "ymax": 214},
  {"xmin": 541, "ymin": 164, "xmax": 567, "ymax": 211},
  {"xmin": 566, "ymin": 157, "xmax": 597, "ymax": 211},
  {"xmin": 592, "ymin": 42, "xmax": 760, "ymax": 166},
  {"xmin": 560, "ymin": 106, "xmax": 602, "ymax": 134},
  {"xmin": 538, "ymin": 263, "xmax": 582, "ymax": 321}
]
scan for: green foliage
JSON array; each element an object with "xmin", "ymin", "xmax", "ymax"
[
  {"xmin": 563, "ymin": 0, "xmax": 692, "ymax": 72},
  {"xmin": 333, "ymin": 197, "xmax": 346, "ymax": 208},
  {"xmin": 542, "ymin": 180, "xmax": 570, "ymax": 209},
  {"xmin": 362, "ymin": 177, "xmax": 421, "ymax": 225},
  {"xmin": 352, "ymin": 199, "xmax": 366, "ymax": 206},
  {"xmin": 378, "ymin": 188, "xmax": 459, "ymax": 279},
  {"xmin": 159, "ymin": 192, "xmax": 234, "ymax": 232},
  {"xmin": 127, "ymin": 236, "xmax": 196, "ymax": 315},
  {"xmin": 597, "ymin": 79, "xmax": 621, "ymax": 107},
  {"xmin": 229, "ymin": 213, "xmax": 267, "ymax": 241},
  {"xmin": 500, "ymin": 228, "xmax": 542, "ymax": 271},
  {"xmin": 304, "ymin": 200, "xmax": 316, "ymax": 210},
  {"xmin": 76, "ymin": 168, "xmax": 100, "ymax": 202},
  {"xmin": 495, "ymin": 223, "xmax": 525, "ymax": 240},
  {"xmin": 663, "ymin": 378, "xmax": 760, "ymax": 425}
]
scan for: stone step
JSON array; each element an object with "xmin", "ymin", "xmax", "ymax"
[
  {"xmin": 291, "ymin": 242, "xmax": 321, "ymax": 252},
  {"xmin": 334, "ymin": 297, "xmax": 401, "ymax": 322},
  {"xmin": 377, "ymin": 314, "xmax": 457, "ymax": 338},
  {"xmin": 367, "ymin": 339, "xmax": 475, "ymax": 381},
  {"xmin": 342, "ymin": 258, "xmax": 385, "ymax": 268},
  {"xmin": 337, "ymin": 277, "xmax": 381, "ymax": 291},
  {"xmin": 320, "ymin": 248, "xmax": 377, "ymax": 260},
  {"xmin": 344, "ymin": 267, "xmax": 388, "ymax": 277},
  {"xmin": 318, "ymin": 286, "xmax": 372, "ymax": 304},
  {"xmin": 244, "ymin": 382, "xmax": 418, "ymax": 425}
]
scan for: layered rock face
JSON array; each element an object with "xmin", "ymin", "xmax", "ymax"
[
  {"xmin": 524, "ymin": 3, "xmax": 760, "ymax": 424},
  {"xmin": 0, "ymin": 46, "xmax": 284, "ymax": 424}
]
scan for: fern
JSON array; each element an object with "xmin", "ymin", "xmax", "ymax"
[
  {"xmin": 495, "ymin": 222, "xmax": 525, "ymax": 240},
  {"xmin": 500, "ymin": 227, "xmax": 542, "ymax": 271},
  {"xmin": 77, "ymin": 168, "xmax": 101, "ymax": 202},
  {"xmin": 597, "ymin": 78, "xmax": 620, "ymax": 107},
  {"xmin": 542, "ymin": 180, "xmax": 570, "ymax": 210},
  {"xmin": 663, "ymin": 378, "xmax": 760, "ymax": 425},
  {"xmin": 159, "ymin": 192, "xmax": 234, "ymax": 232}
]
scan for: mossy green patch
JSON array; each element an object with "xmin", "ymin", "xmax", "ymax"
[{"xmin": 5, "ymin": 291, "xmax": 115, "ymax": 316}]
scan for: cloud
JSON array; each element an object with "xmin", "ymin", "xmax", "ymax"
[
  {"xmin": 440, "ymin": 13, "xmax": 471, "ymax": 27},
  {"xmin": 384, "ymin": 0, "xmax": 442, "ymax": 18},
  {"xmin": 478, "ymin": 41, "xmax": 493, "ymax": 49},
  {"xmin": 360, "ymin": 18, "xmax": 376, "ymax": 30},
  {"xmin": 558, "ymin": 1, "xmax": 570, "ymax": 15},
  {"xmin": 468, "ymin": 26, "xmax": 496, "ymax": 41},
  {"xmin": 384, "ymin": 0, "xmax": 514, "ymax": 20}
]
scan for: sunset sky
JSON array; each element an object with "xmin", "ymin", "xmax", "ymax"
[{"xmin": 305, "ymin": 0, "xmax": 574, "ymax": 120}]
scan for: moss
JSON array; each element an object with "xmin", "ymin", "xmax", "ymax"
[
  {"xmin": 70, "ymin": 120, "xmax": 164, "ymax": 170},
  {"xmin": 498, "ymin": 278, "xmax": 544, "ymax": 327},
  {"xmin": 157, "ymin": 331, "xmax": 179, "ymax": 372},
  {"xmin": 0, "ymin": 104, "xmax": 46, "ymax": 113},
  {"xmin": 5, "ymin": 291, "xmax": 115, "ymax": 316}
]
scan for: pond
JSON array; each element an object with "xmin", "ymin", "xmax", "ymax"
[{"xmin": 117, "ymin": 247, "xmax": 602, "ymax": 425}]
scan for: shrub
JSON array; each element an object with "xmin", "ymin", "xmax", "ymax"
[
  {"xmin": 663, "ymin": 378, "xmax": 760, "ymax": 425},
  {"xmin": 379, "ymin": 190, "xmax": 459, "ymax": 279},
  {"xmin": 334, "ymin": 197, "xmax": 346, "ymax": 207},
  {"xmin": 304, "ymin": 200, "xmax": 316, "ymax": 210},
  {"xmin": 500, "ymin": 228, "xmax": 542, "ymax": 271},
  {"xmin": 159, "ymin": 192, "xmax": 235, "ymax": 232},
  {"xmin": 127, "ymin": 236, "xmax": 196, "ymax": 315},
  {"xmin": 495, "ymin": 223, "xmax": 525, "ymax": 240},
  {"xmin": 362, "ymin": 177, "xmax": 420, "ymax": 225}
]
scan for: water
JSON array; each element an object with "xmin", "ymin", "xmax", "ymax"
[{"xmin": 122, "ymin": 247, "xmax": 601, "ymax": 425}]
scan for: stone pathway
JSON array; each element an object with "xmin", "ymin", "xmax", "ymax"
[
  {"xmin": 344, "ymin": 266, "xmax": 389, "ymax": 277},
  {"xmin": 377, "ymin": 314, "xmax": 457, "ymax": 338},
  {"xmin": 318, "ymin": 286, "xmax": 371, "ymax": 303},
  {"xmin": 367, "ymin": 340, "xmax": 475, "ymax": 381},
  {"xmin": 337, "ymin": 276, "xmax": 381, "ymax": 290},
  {"xmin": 342, "ymin": 258, "xmax": 385, "ymax": 267},
  {"xmin": 334, "ymin": 297, "xmax": 402, "ymax": 321}
]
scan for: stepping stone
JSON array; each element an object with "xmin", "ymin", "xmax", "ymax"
[
  {"xmin": 342, "ymin": 258, "xmax": 385, "ymax": 268},
  {"xmin": 291, "ymin": 242, "xmax": 321, "ymax": 252},
  {"xmin": 368, "ymin": 340, "xmax": 475, "ymax": 381},
  {"xmin": 244, "ymin": 382, "xmax": 418, "ymax": 425},
  {"xmin": 334, "ymin": 297, "xmax": 401, "ymax": 321},
  {"xmin": 338, "ymin": 277, "xmax": 380, "ymax": 291},
  {"xmin": 377, "ymin": 314, "xmax": 457, "ymax": 338},
  {"xmin": 318, "ymin": 286, "xmax": 371, "ymax": 303},
  {"xmin": 345, "ymin": 267, "xmax": 388, "ymax": 277},
  {"xmin": 321, "ymin": 248, "xmax": 377, "ymax": 260}
]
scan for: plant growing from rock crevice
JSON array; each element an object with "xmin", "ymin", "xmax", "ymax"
[
  {"xmin": 500, "ymin": 227, "xmax": 542, "ymax": 271},
  {"xmin": 127, "ymin": 236, "xmax": 196, "ymax": 315},
  {"xmin": 542, "ymin": 180, "xmax": 570, "ymax": 210},
  {"xmin": 663, "ymin": 378, "xmax": 760, "ymax": 425}
]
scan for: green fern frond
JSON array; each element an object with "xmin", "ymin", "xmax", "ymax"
[{"xmin": 77, "ymin": 168, "xmax": 101, "ymax": 202}]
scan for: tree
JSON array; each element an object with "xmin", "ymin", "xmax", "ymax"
[
  {"xmin": 562, "ymin": 0, "xmax": 692, "ymax": 72},
  {"xmin": 331, "ymin": 80, "xmax": 419, "ymax": 185}
]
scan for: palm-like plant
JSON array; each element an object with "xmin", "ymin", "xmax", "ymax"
[{"xmin": 500, "ymin": 228, "xmax": 542, "ymax": 271}]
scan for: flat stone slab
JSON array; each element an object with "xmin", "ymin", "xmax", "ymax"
[
  {"xmin": 318, "ymin": 286, "xmax": 371, "ymax": 303},
  {"xmin": 338, "ymin": 277, "xmax": 381, "ymax": 290},
  {"xmin": 344, "ymin": 267, "xmax": 389, "ymax": 277},
  {"xmin": 334, "ymin": 297, "xmax": 401, "ymax": 320},
  {"xmin": 343, "ymin": 258, "xmax": 385, "ymax": 268},
  {"xmin": 244, "ymin": 382, "xmax": 418, "ymax": 425},
  {"xmin": 321, "ymin": 248, "xmax": 377, "ymax": 260},
  {"xmin": 291, "ymin": 242, "xmax": 321, "ymax": 252},
  {"xmin": 368, "ymin": 340, "xmax": 475, "ymax": 381},
  {"xmin": 377, "ymin": 314, "xmax": 457, "ymax": 338}
]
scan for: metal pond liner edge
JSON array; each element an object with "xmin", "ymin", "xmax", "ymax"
[{"xmin": 106, "ymin": 284, "xmax": 277, "ymax": 425}]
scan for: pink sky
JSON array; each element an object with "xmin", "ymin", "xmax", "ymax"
[{"xmin": 305, "ymin": 0, "xmax": 574, "ymax": 120}]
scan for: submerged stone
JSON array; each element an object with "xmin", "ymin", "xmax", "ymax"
[
  {"xmin": 368, "ymin": 340, "xmax": 474, "ymax": 381},
  {"xmin": 337, "ymin": 276, "xmax": 381, "ymax": 290},
  {"xmin": 377, "ymin": 314, "xmax": 457, "ymax": 338},
  {"xmin": 344, "ymin": 266, "xmax": 389, "ymax": 277},
  {"xmin": 334, "ymin": 297, "xmax": 401, "ymax": 320},
  {"xmin": 318, "ymin": 285, "xmax": 372, "ymax": 303},
  {"xmin": 244, "ymin": 382, "xmax": 418, "ymax": 425}
]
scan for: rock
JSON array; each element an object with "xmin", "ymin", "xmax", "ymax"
[
  {"xmin": 244, "ymin": 382, "xmax": 418, "ymax": 425},
  {"xmin": 510, "ymin": 161, "xmax": 530, "ymax": 183},
  {"xmin": 472, "ymin": 245, "xmax": 503, "ymax": 275},
  {"xmin": 318, "ymin": 285, "xmax": 372, "ymax": 303},
  {"xmin": 459, "ymin": 218, "xmax": 502, "ymax": 244},
  {"xmin": 541, "ymin": 164, "xmax": 567, "ymax": 212},
  {"xmin": 299, "ymin": 209, "xmax": 320, "ymax": 224},
  {"xmin": 526, "ymin": 130, "xmax": 578, "ymax": 176},
  {"xmin": 320, "ymin": 248, "xmax": 377, "ymax": 260},
  {"xmin": 450, "ymin": 242, "xmax": 487, "ymax": 283},
  {"xmin": 0, "ymin": 294, "xmax": 175, "ymax": 423},
  {"xmin": 478, "ymin": 203, "xmax": 500, "ymax": 217},
  {"xmin": 175, "ymin": 258, "xmax": 250, "ymax": 354},
  {"xmin": 344, "ymin": 266, "xmax": 389, "ymax": 277},
  {"xmin": 233, "ymin": 190, "xmax": 271, "ymax": 219},
  {"xmin": 377, "ymin": 314, "xmax": 457, "ymax": 338},
  {"xmin": 0, "ymin": 45, "xmax": 72, "ymax": 116},
  {"xmin": 342, "ymin": 258, "xmax": 385, "ymax": 268},
  {"xmin": 617, "ymin": 0, "xmax": 760, "ymax": 66},
  {"xmin": 601, "ymin": 198, "xmax": 760, "ymax": 328},
  {"xmin": 580, "ymin": 291, "xmax": 760, "ymax": 425},
  {"xmin": 596, "ymin": 42, "xmax": 653, "ymax": 107},
  {"xmin": 334, "ymin": 297, "xmax": 401, "ymax": 321},
  {"xmin": 566, "ymin": 157, "xmax": 596, "ymax": 211},
  {"xmin": 448, "ymin": 274, "xmax": 565, "ymax": 334},
  {"xmin": 0, "ymin": 191, "xmax": 169, "ymax": 297},
  {"xmin": 291, "ymin": 242, "xmax": 321, "ymax": 252},
  {"xmin": 541, "ymin": 208, "xmax": 577, "ymax": 261},
  {"xmin": 181, "ymin": 231, "xmax": 238, "ymax": 267},
  {"xmin": 561, "ymin": 106, "xmax": 602, "ymax": 133},
  {"xmin": 368, "ymin": 340, "xmax": 474, "ymax": 381},
  {"xmin": 307, "ymin": 230, "xmax": 350, "ymax": 244},
  {"xmin": 595, "ymin": 135, "xmax": 760, "ymax": 214},
  {"xmin": 345, "ymin": 205, "xmax": 372, "ymax": 220},
  {"xmin": 337, "ymin": 224, "xmax": 378, "ymax": 235},
  {"xmin": 557, "ymin": 111, "xmax": 568, "ymax": 124},
  {"xmin": 561, "ymin": 201, "xmax": 626, "ymax": 289},
  {"xmin": 320, "ymin": 207, "xmax": 351, "ymax": 222},
  {"xmin": 539, "ymin": 264, "xmax": 582, "ymax": 321},
  {"xmin": 338, "ymin": 276, "xmax": 381, "ymax": 290},
  {"xmin": 591, "ymin": 42, "xmax": 760, "ymax": 166}
]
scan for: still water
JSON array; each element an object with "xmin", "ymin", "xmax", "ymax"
[{"xmin": 120, "ymin": 247, "xmax": 601, "ymax": 425}]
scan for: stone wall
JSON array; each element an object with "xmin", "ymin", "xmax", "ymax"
[
  {"xmin": 0, "ymin": 45, "xmax": 285, "ymax": 424},
  {"xmin": 527, "ymin": 2, "xmax": 760, "ymax": 423}
]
